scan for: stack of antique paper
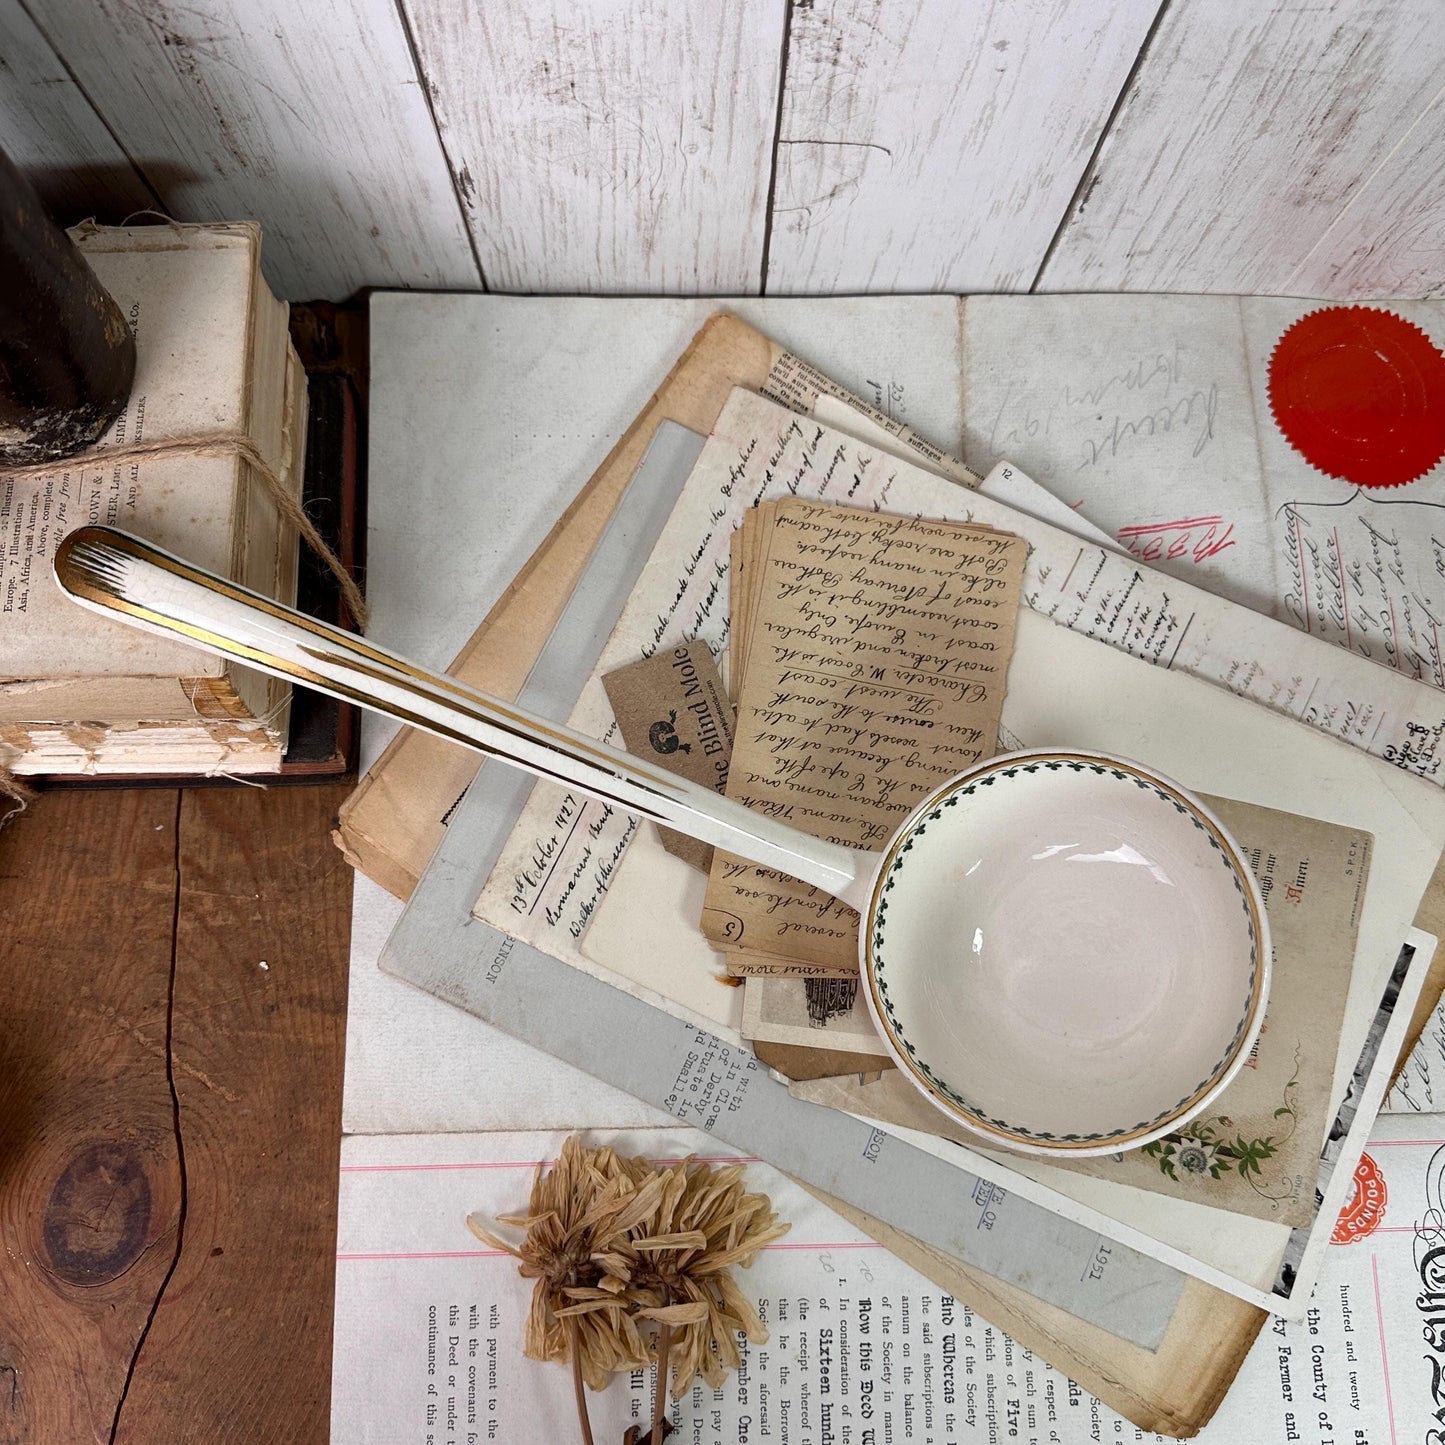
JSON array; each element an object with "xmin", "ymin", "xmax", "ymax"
[
  {"xmin": 703, "ymin": 497, "xmax": 1026, "ymax": 1069},
  {"xmin": 334, "ymin": 303, "xmax": 1445, "ymax": 1436},
  {"xmin": 0, "ymin": 221, "xmax": 305, "ymax": 776},
  {"xmin": 462, "ymin": 375, "xmax": 1444, "ymax": 1315}
]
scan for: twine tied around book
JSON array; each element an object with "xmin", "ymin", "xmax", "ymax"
[
  {"xmin": 0, "ymin": 432, "xmax": 367, "ymax": 627},
  {"xmin": 0, "ymin": 433, "xmax": 367, "ymax": 819},
  {"xmin": 0, "ymin": 771, "xmax": 34, "ymax": 829}
]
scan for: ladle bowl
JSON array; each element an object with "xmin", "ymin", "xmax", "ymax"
[{"xmin": 860, "ymin": 751, "xmax": 1266, "ymax": 1155}]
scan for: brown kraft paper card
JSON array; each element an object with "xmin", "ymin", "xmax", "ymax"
[{"xmin": 603, "ymin": 641, "xmax": 735, "ymax": 871}]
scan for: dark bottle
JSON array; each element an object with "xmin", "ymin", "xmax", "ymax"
[{"xmin": 0, "ymin": 146, "xmax": 135, "ymax": 466}]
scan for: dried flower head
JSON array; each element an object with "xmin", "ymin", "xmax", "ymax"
[{"xmin": 467, "ymin": 1135, "xmax": 788, "ymax": 1397}]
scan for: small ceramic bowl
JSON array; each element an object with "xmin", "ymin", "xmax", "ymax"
[{"xmin": 860, "ymin": 749, "xmax": 1270, "ymax": 1158}]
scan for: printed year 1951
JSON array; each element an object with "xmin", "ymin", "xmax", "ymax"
[{"xmin": 1086, "ymin": 1244, "xmax": 1112, "ymax": 1281}]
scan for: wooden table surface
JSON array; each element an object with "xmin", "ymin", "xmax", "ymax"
[{"xmin": 0, "ymin": 782, "xmax": 352, "ymax": 1443}]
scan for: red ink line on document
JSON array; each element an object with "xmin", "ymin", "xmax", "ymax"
[
  {"xmin": 1334, "ymin": 528, "xmax": 1351, "ymax": 649},
  {"xmin": 1372, "ymin": 1254, "xmax": 1398, "ymax": 1445},
  {"xmin": 1295, "ymin": 515, "xmax": 1310, "ymax": 633},
  {"xmin": 341, "ymin": 1155, "xmax": 765, "ymax": 1174},
  {"xmin": 1116, "ymin": 515, "xmax": 1224, "ymax": 537},
  {"xmin": 1116, "ymin": 516, "xmax": 1236, "ymax": 565}
]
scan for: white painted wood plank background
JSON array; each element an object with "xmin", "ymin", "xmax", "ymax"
[
  {"xmin": 1283, "ymin": 86, "xmax": 1445, "ymax": 300},
  {"xmin": 401, "ymin": 0, "xmax": 787, "ymax": 293},
  {"xmin": 1037, "ymin": 0, "xmax": 1445, "ymax": 293},
  {"xmin": 766, "ymin": 0, "xmax": 1159, "ymax": 293},
  {"xmin": 1, "ymin": 0, "xmax": 1440, "ymax": 300},
  {"xmin": 0, "ymin": 0, "xmax": 155, "ymax": 221},
  {"xmin": 17, "ymin": 0, "xmax": 481, "ymax": 299}
]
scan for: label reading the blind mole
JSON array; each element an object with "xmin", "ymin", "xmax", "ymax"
[{"xmin": 603, "ymin": 641, "xmax": 735, "ymax": 872}]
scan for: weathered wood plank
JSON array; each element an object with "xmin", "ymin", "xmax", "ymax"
[
  {"xmin": 765, "ymin": 0, "xmax": 1160, "ymax": 294},
  {"xmin": 1283, "ymin": 86, "xmax": 1445, "ymax": 300},
  {"xmin": 0, "ymin": 0, "xmax": 157, "ymax": 222},
  {"xmin": 116, "ymin": 784, "xmax": 351, "ymax": 1443},
  {"xmin": 22, "ymin": 0, "xmax": 480, "ymax": 300},
  {"xmin": 402, "ymin": 0, "xmax": 786, "ymax": 293},
  {"xmin": 1040, "ymin": 0, "xmax": 1445, "ymax": 294},
  {"xmin": 0, "ymin": 789, "xmax": 183, "ymax": 1444}
]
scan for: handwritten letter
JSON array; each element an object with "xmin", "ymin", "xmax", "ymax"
[{"xmin": 703, "ymin": 499, "xmax": 1025, "ymax": 969}]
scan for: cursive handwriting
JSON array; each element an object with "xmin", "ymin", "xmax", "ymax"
[
  {"xmin": 1117, "ymin": 514, "xmax": 1237, "ymax": 567},
  {"xmin": 704, "ymin": 498, "xmax": 1026, "ymax": 968}
]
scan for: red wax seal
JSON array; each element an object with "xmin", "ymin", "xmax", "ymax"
[
  {"xmin": 1267, "ymin": 305, "xmax": 1445, "ymax": 488},
  {"xmin": 1331, "ymin": 1152, "xmax": 1387, "ymax": 1244}
]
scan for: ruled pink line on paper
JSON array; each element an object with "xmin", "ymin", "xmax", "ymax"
[
  {"xmin": 1366, "ymin": 1139, "xmax": 1445, "ymax": 1147},
  {"xmin": 337, "ymin": 1240, "xmax": 885, "ymax": 1262},
  {"xmin": 765, "ymin": 1241, "xmax": 884, "ymax": 1251},
  {"xmin": 337, "ymin": 1250, "xmax": 510, "ymax": 1261},
  {"xmin": 1116, "ymin": 516, "xmax": 1224, "ymax": 537},
  {"xmin": 341, "ymin": 1155, "xmax": 764, "ymax": 1174},
  {"xmin": 1373, "ymin": 1254, "xmax": 1398, "ymax": 1445}
]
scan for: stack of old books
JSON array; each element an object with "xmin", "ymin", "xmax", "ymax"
[{"xmin": 0, "ymin": 221, "xmax": 306, "ymax": 776}]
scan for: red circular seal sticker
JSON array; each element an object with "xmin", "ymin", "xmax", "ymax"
[
  {"xmin": 1267, "ymin": 305, "xmax": 1445, "ymax": 488},
  {"xmin": 1331, "ymin": 1152, "xmax": 1387, "ymax": 1244}
]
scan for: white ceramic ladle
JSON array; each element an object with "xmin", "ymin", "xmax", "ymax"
[{"xmin": 54, "ymin": 525, "xmax": 1270, "ymax": 1157}]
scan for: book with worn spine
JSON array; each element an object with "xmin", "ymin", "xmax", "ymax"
[{"xmin": 0, "ymin": 221, "xmax": 306, "ymax": 776}]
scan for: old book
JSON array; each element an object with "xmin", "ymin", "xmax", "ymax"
[
  {"xmin": 276, "ymin": 369, "xmax": 361, "ymax": 779},
  {"xmin": 341, "ymin": 302, "xmax": 1445, "ymax": 1433},
  {"xmin": 343, "ymin": 295, "xmax": 1445, "ymax": 1437},
  {"xmin": 36, "ymin": 368, "xmax": 363, "ymax": 789},
  {"xmin": 0, "ymin": 221, "xmax": 305, "ymax": 776}
]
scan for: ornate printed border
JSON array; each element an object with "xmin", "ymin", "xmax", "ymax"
[{"xmin": 863, "ymin": 753, "xmax": 1265, "ymax": 1151}]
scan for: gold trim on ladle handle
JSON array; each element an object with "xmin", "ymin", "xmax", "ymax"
[{"xmin": 53, "ymin": 525, "xmax": 874, "ymax": 910}]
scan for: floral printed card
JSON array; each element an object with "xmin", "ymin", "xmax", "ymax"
[{"xmin": 1062, "ymin": 795, "xmax": 1370, "ymax": 1225}]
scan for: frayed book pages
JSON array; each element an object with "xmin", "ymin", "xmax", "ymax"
[{"xmin": 0, "ymin": 222, "xmax": 306, "ymax": 777}]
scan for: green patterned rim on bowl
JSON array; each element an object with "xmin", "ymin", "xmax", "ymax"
[{"xmin": 860, "ymin": 750, "xmax": 1269, "ymax": 1155}]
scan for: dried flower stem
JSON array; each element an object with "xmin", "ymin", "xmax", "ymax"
[
  {"xmin": 651, "ymin": 1321, "xmax": 673, "ymax": 1445},
  {"xmin": 469, "ymin": 1134, "xmax": 788, "ymax": 1433},
  {"xmin": 567, "ymin": 1316, "xmax": 596, "ymax": 1445}
]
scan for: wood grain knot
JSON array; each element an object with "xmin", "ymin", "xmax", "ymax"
[{"xmin": 42, "ymin": 1140, "xmax": 153, "ymax": 1285}]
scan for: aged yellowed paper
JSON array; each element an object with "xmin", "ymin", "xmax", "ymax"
[{"xmin": 702, "ymin": 498, "xmax": 1025, "ymax": 969}]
